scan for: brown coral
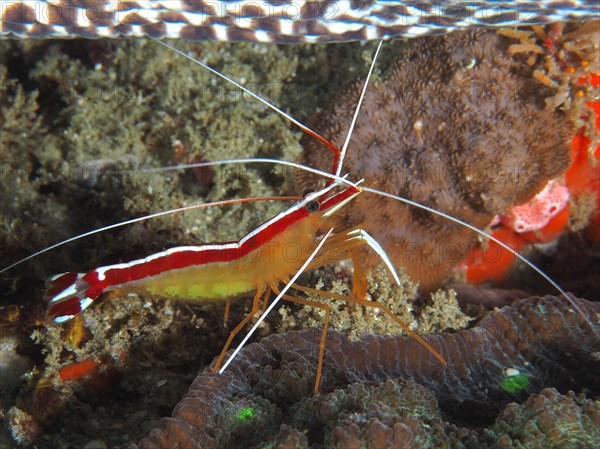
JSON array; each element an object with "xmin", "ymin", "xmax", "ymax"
[
  {"xmin": 484, "ymin": 388, "xmax": 600, "ymax": 448},
  {"xmin": 132, "ymin": 295, "xmax": 599, "ymax": 449},
  {"xmin": 298, "ymin": 30, "xmax": 573, "ymax": 290}
]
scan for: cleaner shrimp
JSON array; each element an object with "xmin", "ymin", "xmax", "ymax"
[{"xmin": 3, "ymin": 34, "xmax": 596, "ymax": 440}]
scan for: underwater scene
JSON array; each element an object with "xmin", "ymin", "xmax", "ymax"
[{"xmin": 1, "ymin": 16, "xmax": 599, "ymax": 449}]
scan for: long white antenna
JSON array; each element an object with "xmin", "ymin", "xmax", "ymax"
[
  {"xmin": 141, "ymin": 158, "xmax": 350, "ymax": 183},
  {"xmin": 363, "ymin": 186, "xmax": 595, "ymax": 334},
  {"xmin": 151, "ymin": 38, "xmax": 335, "ymax": 148},
  {"xmin": 337, "ymin": 40, "xmax": 383, "ymax": 177},
  {"xmin": 0, "ymin": 196, "xmax": 283, "ymax": 275},
  {"xmin": 218, "ymin": 228, "xmax": 335, "ymax": 374}
]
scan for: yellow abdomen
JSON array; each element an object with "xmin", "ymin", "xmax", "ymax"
[{"xmin": 123, "ymin": 218, "xmax": 320, "ymax": 302}]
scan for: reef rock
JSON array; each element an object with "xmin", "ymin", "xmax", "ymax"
[{"xmin": 133, "ymin": 295, "xmax": 599, "ymax": 449}]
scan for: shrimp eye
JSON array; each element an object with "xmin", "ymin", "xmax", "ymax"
[{"xmin": 305, "ymin": 200, "xmax": 320, "ymax": 212}]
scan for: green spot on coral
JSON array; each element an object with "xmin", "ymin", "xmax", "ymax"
[
  {"xmin": 236, "ymin": 407, "xmax": 255, "ymax": 421},
  {"xmin": 502, "ymin": 374, "xmax": 529, "ymax": 393}
]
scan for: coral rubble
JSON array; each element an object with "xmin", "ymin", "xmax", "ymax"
[
  {"xmin": 133, "ymin": 295, "xmax": 599, "ymax": 449},
  {"xmin": 298, "ymin": 30, "xmax": 573, "ymax": 290}
]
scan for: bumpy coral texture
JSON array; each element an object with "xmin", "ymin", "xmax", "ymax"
[
  {"xmin": 485, "ymin": 388, "xmax": 600, "ymax": 448},
  {"xmin": 501, "ymin": 180, "xmax": 571, "ymax": 233},
  {"xmin": 132, "ymin": 295, "xmax": 599, "ymax": 449},
  {"xmin": 298, "ymin": 30, "xmax": 572, "ymax": 290}
]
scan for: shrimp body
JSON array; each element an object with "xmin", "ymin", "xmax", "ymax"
[{"xmin": 46, "ymin": 182, "xmax": 361, "ymax": 322}]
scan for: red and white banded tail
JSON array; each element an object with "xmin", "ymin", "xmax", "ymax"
[{"xmin": 44, "ymin": 272, "xmax": 104, "ymax": 323}]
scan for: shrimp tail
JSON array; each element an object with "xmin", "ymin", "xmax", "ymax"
[{"xmin": 44, "ymin": 272, "xmax": 104, "ymax": 323}]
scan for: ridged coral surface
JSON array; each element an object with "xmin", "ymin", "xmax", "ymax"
[
  {"xmin": 298, "ymin": 30, "xmax": 573, "ymax": 290},
  {"xmin": 132, "ymin": 295, "xmax": 599, "ymax": 449}
]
